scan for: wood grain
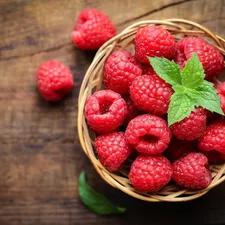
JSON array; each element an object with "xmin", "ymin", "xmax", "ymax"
[{"xmin": 0, "ymin": 0, "xmax": 225, "ymax": 224}]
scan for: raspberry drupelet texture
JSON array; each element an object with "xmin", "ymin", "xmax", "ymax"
[
  {"xmin": 165, "ymin": 137, "xmax": 194, "ymax": 162},
  {"xmin": 130, "ymin": 74, "xmax": 173, "ymax": 116},
  {"xmin": 95, "ymin": 132, "xmax": 132, "ymax": 172},
  {"xmin": 85, "ymin": 90, "xmax": 127, "ymax": 133},
  {"xmin": 123, "ymin": 97, "xmax": 140, "ymax": 126},
  {"xmin": 135, "ymin": 26, "xmax": 176, "ymax": 64},
  {"xmin": 175, "ymin": 37, "xmax": 224, "ymax": 80},
  {"xmin": 216, "ymin": 82, "xmax": 225, "ymax": 114},
  {"xmin": 129, "ymin": 155, "xmax": 173, "ymax": 192},
  {"xmin": 171, "ymin": 107, "xmax": 207, "ymax": 141},
  {"xmin": 125, "ymin": 114, "xmax": 172, "ymax": 155},
  {"xmin": 172, "ymin": 152, "xmax": 212, "ymax": 189},
  {"xmin": 37, "ymin": 60, "xmax": 74, "ymax": 101},
  {"xmin": 104, "ymin": 50, "xmax": 142, "ymax": 95},
  {"xmin": 72, "ymin": 8, "xmax": 116, "ymax": 50},
  {"xmin": 198, "ymin": 119, "xmax": 225, "ymax": 154}
]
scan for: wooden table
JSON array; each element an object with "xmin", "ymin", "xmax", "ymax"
[{"xmin": 1, "ymin": 0, "xmax": 225, "ymax": 224}]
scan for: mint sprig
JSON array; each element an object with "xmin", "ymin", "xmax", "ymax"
[
  {"xmin": 149, "ymin": 54, "xmax": 224, "ymax": 126},
  {"xmin": 79, "ymin": 172, "xmax": 126, "ymax": 215}
]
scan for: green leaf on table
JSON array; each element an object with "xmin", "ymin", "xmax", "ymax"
[
  {"xmin": 181, "ymin": 53, "xmax": 205, "ymax": 88},
  {"xmin": 79, "ymin": 171, "xmax": 126, "ymax": 215},
  {"xmin": 149, "ymin": 57, "xmax": 182, "ymax": 86},
  {"xmin": 168, "ymin": 91, "xmax": 195, "ymax": 126}
]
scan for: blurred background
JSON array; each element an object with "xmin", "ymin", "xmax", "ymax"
[{"xmin": 0, "ymin": 0, "xmax": 225, "ymax": 224}]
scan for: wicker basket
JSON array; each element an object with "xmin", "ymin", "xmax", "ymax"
[{"xmin": 78, "ymin": 19, "xmax": 225, "ymax": 202}]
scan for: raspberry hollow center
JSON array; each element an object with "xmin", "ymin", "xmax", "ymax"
[
  {"xmin": 141, "ymin": 135, "xmax": 158, "ymax": 144},
  {"xmin": 99, "ymin": 100, "xmax": 112, "ymax": 114}
]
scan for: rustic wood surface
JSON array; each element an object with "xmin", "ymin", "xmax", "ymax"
[{"xmin": 1, "ymin": 0, "xmax": 225, "ymax": 224}]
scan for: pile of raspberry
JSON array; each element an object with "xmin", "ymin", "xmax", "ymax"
[
  {"xmin": 85, "ymin": 24, "xmax": 225, "ymax": 193},
  {"xmin": 35, "ymin": 7, "xmax": 225, "ymax": 193}
]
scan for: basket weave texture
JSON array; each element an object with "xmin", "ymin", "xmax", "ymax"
[{"xmin": 78, "ymin": 19, "xmax": 225, "ymax": 202}]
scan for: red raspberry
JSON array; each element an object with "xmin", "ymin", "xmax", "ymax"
[
  {"xmin": 125, "ymin": 114, "xmax": 172, "ymax": 155},
  {"xmin": 216, "ymin": 82, "xmax": 225, "ymax": 114},
  {"xmin": 85, "ymin": 90, "xmax": 127, "ymax": 134},
  {"xmin": 172, "ymin": 153, "xmax": 212, "ymax": 189},
  {"xmin": 37, "ymin": 60, "xmax": 74, "ymax": 101},
  {"xmin": 200, "ymin": 150, "xmax": 225, "ymax": 164},
  {"xmin": 135, "ymin": 26, "xmax": 176, "ymax": 64},
  {"xmin": 72, "ymin": 9, "xmax": 116, "ymax": 50},
  {"xmin": 130, "ymin": 74, "xmax": 173, "ymax": 116},
  {"xmin": 129, "ymin": 155, "xmax": 172, "ymax": 192},
  {"xmin": 175, "ymin": 37, "xmax": 224, "ymax": 80},
  {"xmin": 142, "ymin": 64, "xmax": 155, "ymax": 75},
  {"xmin": 104, "ymin": 51, "xmax": 142, "ymax": 95},
  {"xmin": 198, "ymin": 119, "xmax": 225, "ymax": 154},
  {"xmin": 165, "ymin": 137, "xmax": 194, "ymax": 162},
  {"xmin": 95, "ymin": 132, "xmax": 132, "ymax": 172},
  {"xmin": 123, "ymin": 97, "xmax": 140, "ymax": 126},
  {"xmin": 171, "ymin": 107, "xmax": 207, "ymax": 141}
]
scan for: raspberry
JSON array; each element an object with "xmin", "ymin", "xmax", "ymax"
[
  {"xmin": 175, "ymin": 37, "xmax": 224, "ymax": 80},
  {"xmin": 216, "ymin": 82, "xmax": 225, "ymax": 114},
  {"xmin": 165, "ymin": 137, "xmax": 194, "ymax": 162},
  {"xmin": 129, "ymin": 155, "xmax": 172, "ymax": 192},
  {"xmin": 172, "ymin": 153, "xmax": 212, "ymax": 189},
  {"xmin": 171, "ymin": 107, "xmax": 207, "ymax": 141},
  {"xmin": 37, "ymin": 60, "xmax": 74, "ymax": 101},
  {"xmin": 85, "ymin": 90, "xmax": 127, "ymax": 133},
  {"xmin": 104, "ymin": 50, "xmax": 142, "ymax": 95},
  {"xmin": 142, "ymin": 64, "xmax": 155, "ymax": 75},
  {"xmin": 130, "ymin": 74, "xmax": 173, "ymax": 116},
  {"xmin": 95, "ymin": 132, "xmax": 132, "ymax": 172},
  {"xmin": 200, "ymin": 150, "xmax": 225, "ymax": 164},
  {"xmin": 125, "ymin": 114, "xmax": 172, "ymax": 155},
  {"xmin": 135, "ymin": 26, "xmax": 176, "ymax": 64},
  {"xmin": 72, "ymin": 8, "xmax": 116, "ymax": 50},
  {"xmin": 198, "ymin": 119, "xmax": 225, "ymax": 154},
  {"xmin": 123, "ymin": 97, "xmax": 140, "ymax": 126}
]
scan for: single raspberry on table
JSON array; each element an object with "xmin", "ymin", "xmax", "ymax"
[
  {"xmin": 123, "ymin": 97, "xmax": 140, "ymax": 126},
  {"xmin": 130, "ymin": 74, "xmax": 173, "ymax": 116},
  {"xmin": 171, "ymin": 107, "xmax": 207, "ymax": 141},
  {"xmin": 172, "ymin": 152, "xmax": 212, "ymax": 189},
  {"xmin": 125, "ymin": 114, "xmax": 172, "ymax": 155},
  {"xmin": 85, "ymin": 90, "xmax": 127, "ymax": 133},
  {"xmin": 37, "ymin": 60, "xmax": 74, "ymax": 101},
  {"xmin": 198, "ymin": 119, "xmax": 225, "ymax": 154},
  {"xmin": 129, "ymin": 155, "xmax": 172, "ymax": 192},
  {"xmin": 104, "ymin": 50, "xmax": 142, "ymax": 95},
  {"xmin": 216, "ymin": 82, "xmax": 225, "ymax": 114},
  {"xmin": 72, "ymin": 8, "xmax": 116, "ymax": 50},
  {"xmin": 95, "ymin": 132, "xmax": 132, "ymax": 172},
  {"xmin": 165, "ymin": 137, "xmax": 194, "ymax": 162},
  {"xmin": 135, "ymin": 26, "xmax": 176, "ymax": 64},
  {"xmin": 200, "ymin": 150, "xmax": 225, "ymax": 164},
  {"xmin": 174, "ymin": 37, "xmax": 224, "ymax": 80}
]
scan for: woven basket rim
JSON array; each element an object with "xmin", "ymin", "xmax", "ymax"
[{"xmin": 78, "ymin": 19, "xmax": 225, "ymax": 202}]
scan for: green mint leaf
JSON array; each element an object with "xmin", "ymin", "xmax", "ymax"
[
  {"xmin": 149, "ymin": 57, "xmax": 182, "ymax": 86},
  {"xmin": 172, "ymin": 85, "xmax": 184, "ymax": 92},
  {"xmin": 79, "ymin": 172, "xmax": 126, "ymax": 215},
  {"xmin": 181, "ymin": 53, "xmax": 205, "ymax": 88},
  {"xmin": 194, "ymin": 80, "xmax": 224, "ymax": 115},
  {"xmin": 173, "ymin": 86, "xmax": 200, "ymax": 99},
  {"xmin": 185, "ymin": 88, "xmax": 201, "ymax": 99},
  {"xmin": 168, "ymin": 91, "xmax": 195, "ymax": 126}
]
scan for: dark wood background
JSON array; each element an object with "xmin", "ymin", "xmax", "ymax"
[{"xmin": 1, "ymin": 0, "xmax": 225, "ymax": 224}]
